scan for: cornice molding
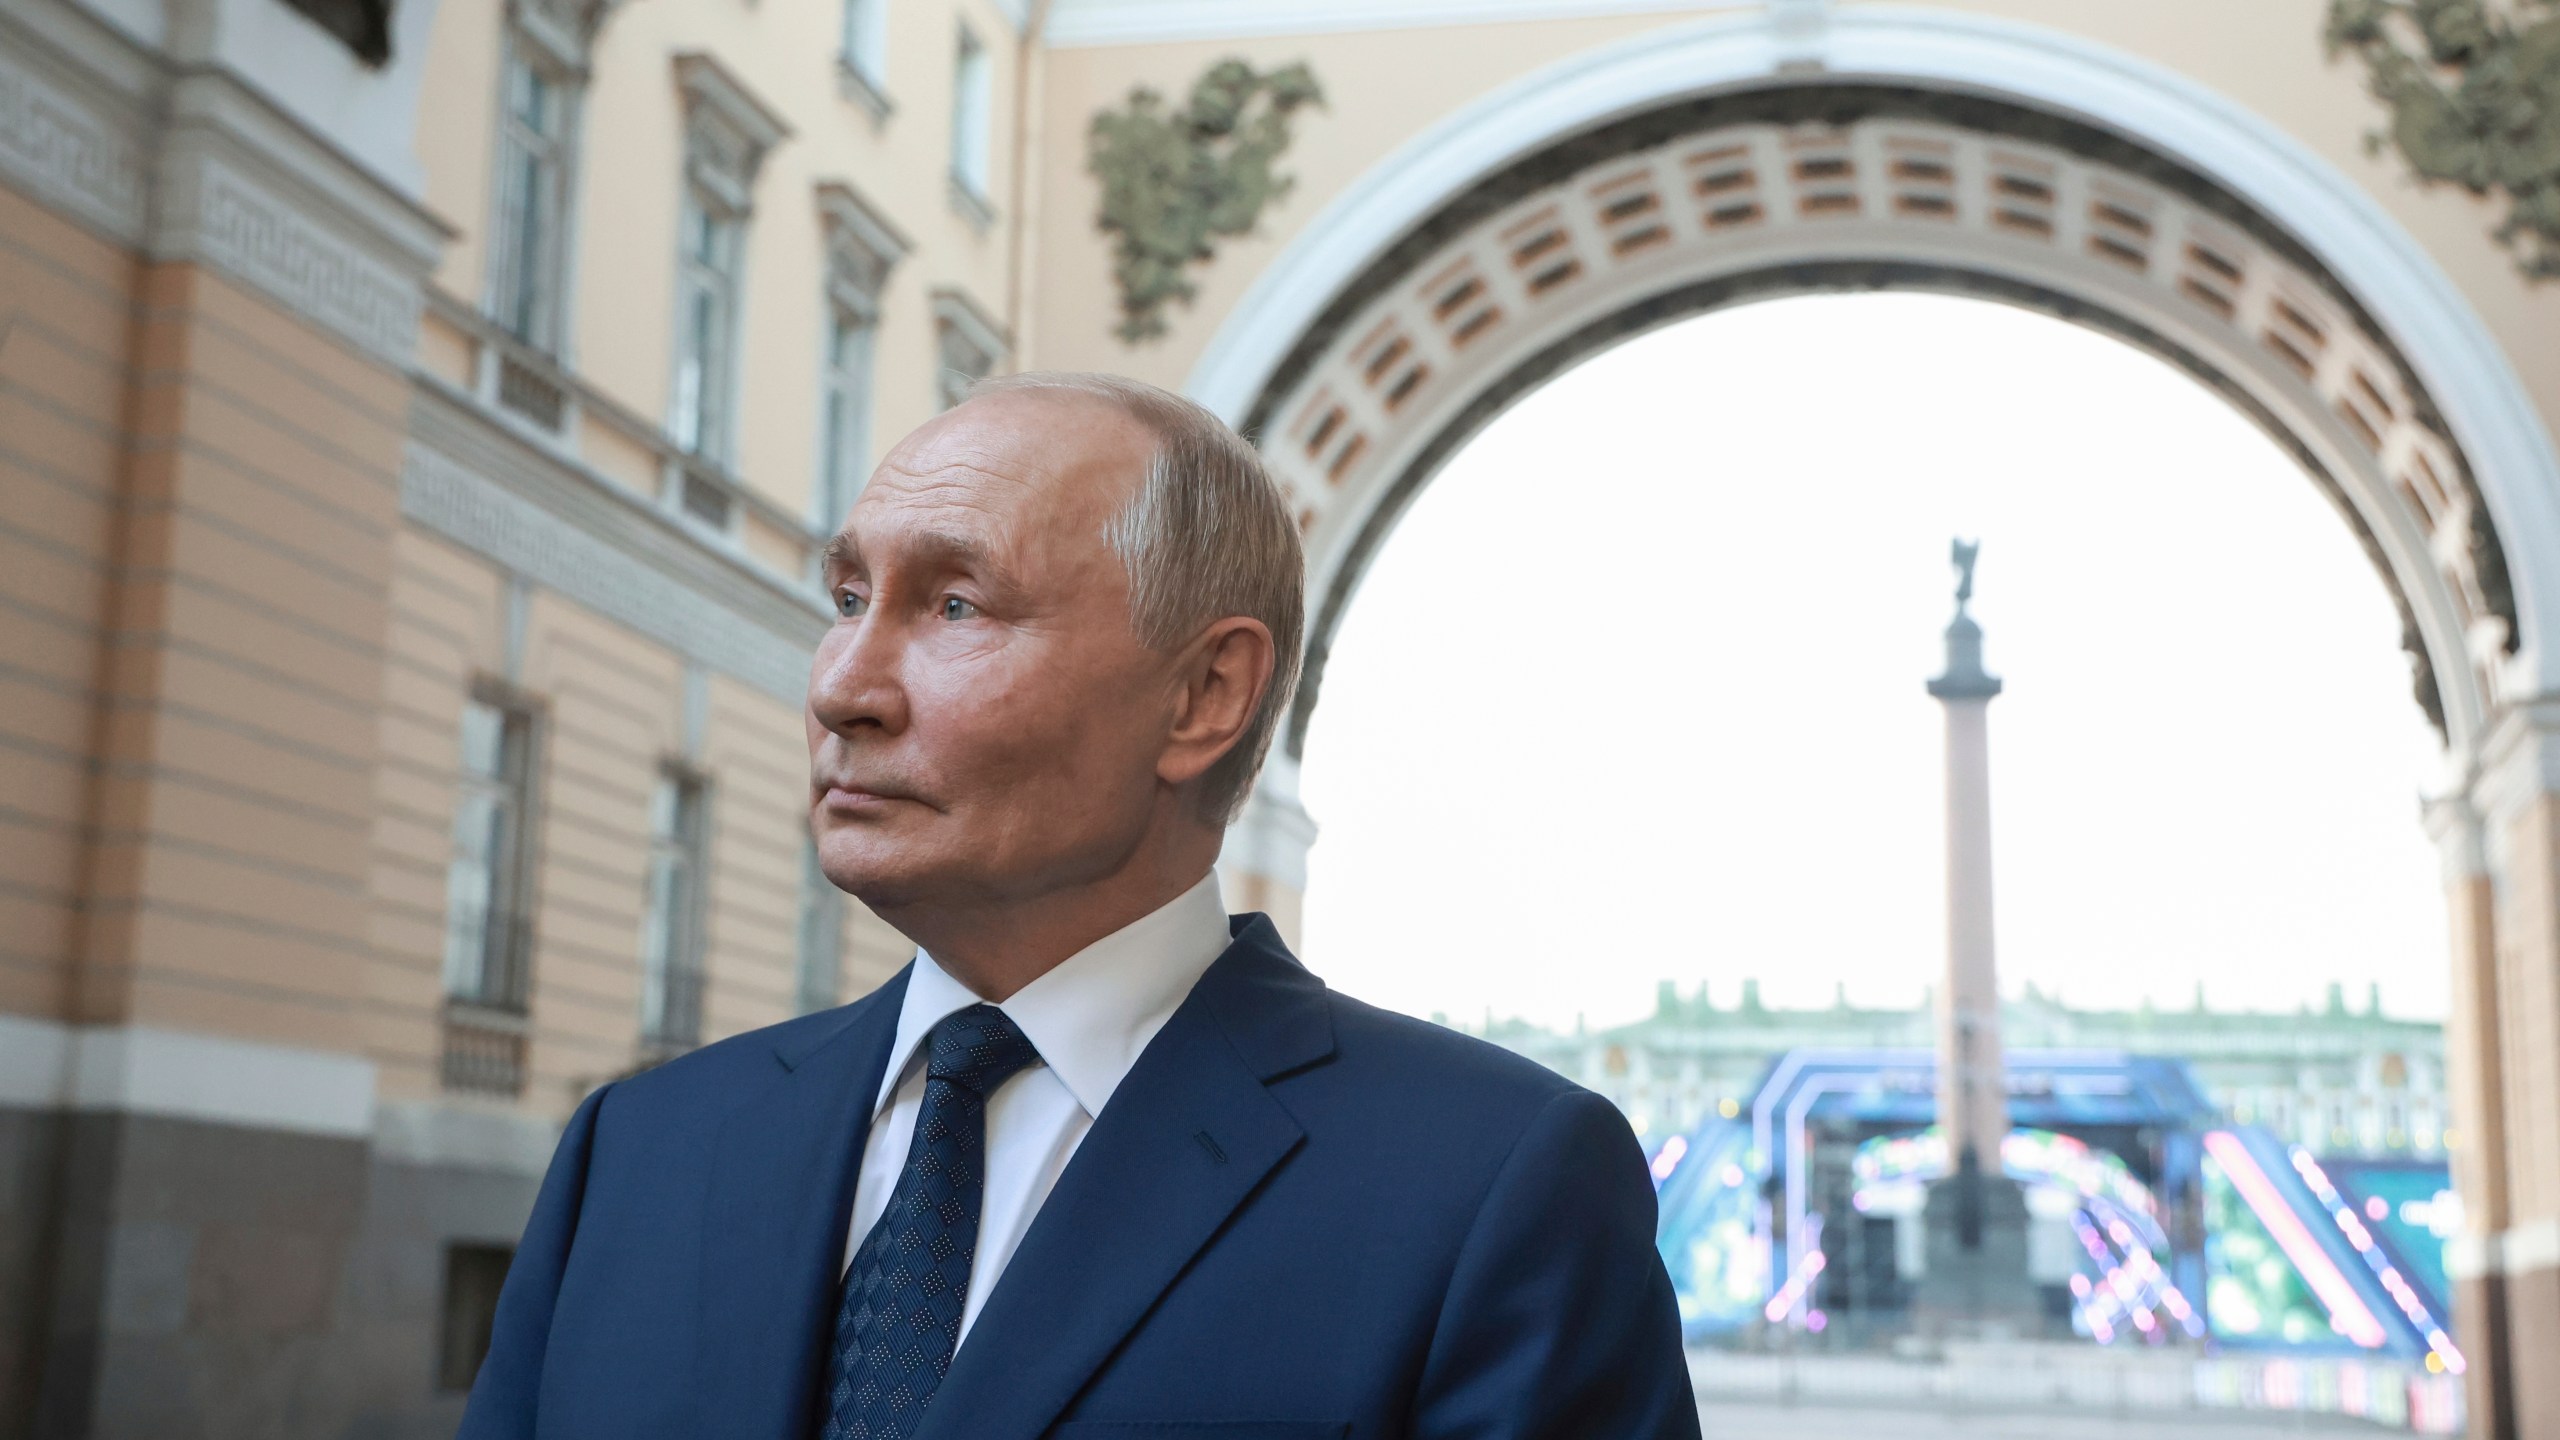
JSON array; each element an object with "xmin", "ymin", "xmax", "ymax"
[
  {"xmin": 153, "ymin": 127, "xmax": 425, "ymax": 365},
  {"xmin": 0, "ymin": 1, "xmax": 153, "ymax": 241},
  {"xmin": 404, "ymin": 386, "xmax": 827, "ymax": 707},
  {"xmin": 1044, "ymin": 0, "xmax": 1751, "ymax": 48},
  {"xmin": 0, "ymin": 0, "xmax": 447, "ymax": 369}
]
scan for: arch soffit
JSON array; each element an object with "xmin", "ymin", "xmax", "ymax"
[{"xmin": 1184, "ymin": 8, "xmax": 2560, "ymax": 767}]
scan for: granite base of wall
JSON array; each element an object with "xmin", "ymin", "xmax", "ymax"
[
  {"xmin": 0, "ymin": 1110, "xmax": 69, "ymax": 1440},
  {"xmin": 0, "ymin": 1107, "xmax": 544, "ymax": 1440},
  {"xmin": 2456, "ymin": 1270, "xmax": 2514, "ymax": 1440},
  {"xmin": 2511, "ymin": 1260, "xmax": 2560, "ymax": 1440}
]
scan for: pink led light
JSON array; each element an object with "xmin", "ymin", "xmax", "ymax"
[
  {"xmin": 1649, "ymin": 1135, "xmax": 1688, "ymax": 1182},
  {"xmin": 2202, "ymin": 1132, "xmax": 2390, "ymax": 1349},
  {"xmin": 1762, "ymin": 1249, "xmax": 1829, "ymax": 1325},
  {"xmin": 2289, "ymin": 1146, "xmax": 2473, "ymax": 1376}
]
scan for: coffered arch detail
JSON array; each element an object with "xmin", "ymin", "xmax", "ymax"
[
  {"xmin": 1249, "ymin": 91, "xmax": 2508, "ymax": 765},
  {"xmin": 1188, "ymin": 11, "xmax": 2560, "ymax": 784}
]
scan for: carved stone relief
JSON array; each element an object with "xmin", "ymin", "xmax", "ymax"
[
  {"xmin": 1088, "ymin": 58, "xmax": 1323, "ymax": 344},
  {"xmin": 2329, "ymin": 0, "xmax": 2560, "ymax": 280}
]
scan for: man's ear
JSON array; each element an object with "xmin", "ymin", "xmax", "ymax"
[{"xmin": 1157, "ymin": 617, "xmax": 1274, "ymax": 790}]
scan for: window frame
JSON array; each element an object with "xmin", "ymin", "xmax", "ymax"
[
  {"xmin": 440, "ymin": 687, "xmax": 543, "ymax": 1014},
  {"xmin": 816, "ymin": 304, "xmax": 876, "ymax": 531},
  {"xmin": 669, "ymin": 183, "xmax": 747, "ymax": 464},
  {"xmin": 949, "ymin": 24, "xmax": 994, "ymax": 207},
  {"xmin": 667, "ymin": 54, "xmax": 787, "ymax": 471},
  {"xmin": 838, "ymin": 0, "xmax": 892, "ymax": 119},
  {"xmin": 436, "ymin": 1243, "xmax": 517, "ymax": 1392},
  {"xmin": 639, "ymin": 764, "xmax": 712, "ymax": 1053},
  {"xmin": 484, "ymin": 34, "xmax": 581, "ymax": 356},
  {"xmin": 812, "ymin": 180, "xmax": 910, "ymax": 531}
]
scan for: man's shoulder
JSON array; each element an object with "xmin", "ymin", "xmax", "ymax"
[{"xmin": 1314, "ymin": 987, "xmax": 1588, "ymax": 1119}]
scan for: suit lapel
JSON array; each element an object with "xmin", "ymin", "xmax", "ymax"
[
  {"xmin": 694, "ymin": 967, "xmax": 909, "ymax": 1440},
  {"xmin": 915, "ymin": 920, "xmax": 1335, "ymax": 1440}
]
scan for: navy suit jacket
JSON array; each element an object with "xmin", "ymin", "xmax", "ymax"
[{"xmin": 458, "ymin": 916, "xmax": 1699, "ymax": 1440}]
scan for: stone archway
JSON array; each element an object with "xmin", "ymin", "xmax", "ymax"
[
  {"xmin": 1251, "ymin": 87, "xmax": 2511, "ymax": 765},
  {"xmin": 1196, "ymin": 10, "xmax": 2560, "ymax": 1436}
]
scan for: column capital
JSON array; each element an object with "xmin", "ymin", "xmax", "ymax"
[
  {"xmin": 2424, "ymin": 793, "xmax": 2489, "ymax": 882},
  {"xmin": 2469, "ymin": 694, "xmax": 2560, "ymax": 833},
  {"xmin": 1220, "ymin": 759, "xmax": 1318, "ymax": 893}
]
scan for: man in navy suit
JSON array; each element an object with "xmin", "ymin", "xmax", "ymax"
[{"xmin": 459, "ymin": 373, "xmax": 1699, "ymax": 1440}]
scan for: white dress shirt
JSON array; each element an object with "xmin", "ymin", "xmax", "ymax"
[{"xmin": 841, "ymin": 870, "xmax": 1232, "ymax": 1347}]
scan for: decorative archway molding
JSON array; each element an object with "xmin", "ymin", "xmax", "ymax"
[{"xmin": 1188, "ymin": 7, "xmax": 2560, "ymax": 781}]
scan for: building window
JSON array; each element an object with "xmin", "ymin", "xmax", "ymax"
[
  {"xmin": 669, "ymin": 191, "xmax": 743, "ymax": 461},
  {"xmin": 796, "ymin": 841, "xmax": 845, "ymax": 1015},
  {"xmin": 931, "ymin": 287, "xmax": 1007, "ymax": 412},
  {"xmin": 488, "ymin": 44, "xmax": 574, "ymax": 353},
  {"xmin": 814, "ymin": 181, "xmax": 909, "ymax": 529},
  {"xmin": 949, "ymin": 26, "xmax": 993, "ymax": 211},
  {"xmin": 280, "ymin": 0, "xmax": 391, "ymax": 66},
  {"xmin": 669, "ymin": 54, "xmax": 788, "ymax": 467},
  {"xmin": 442, "ymin": 694, "xmax": 539, "ymax": 1094},
  {"xmin": 443, "ymin": 697, "xmax": 537, "ymax": 1010},
  {"xmin": 437, "ymin": 1244, "xmax": 514, "ymax": 1391},
  {"xmin": 818, "ymin": 311, "xmax": 874, "ymax": 529},
  {"xmin": 839, "ymin": 0, "xmax": 890, "ymax": 118},
  {"xmin": 639, "ymin": 766, "xmax": 709, "ymax": 1052}
]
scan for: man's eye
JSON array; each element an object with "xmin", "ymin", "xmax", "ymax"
[
  {"xmin": 836, "ymin": 589, "xmax": 868, "ymax": 618},
  {"xmin": 940, "ymin": 596, "xmax": 980, "ymax": 621}
]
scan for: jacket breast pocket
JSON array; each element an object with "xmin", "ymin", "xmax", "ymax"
[
  {"xmin": 1049, "ymin": 1414, "xmax": 1351, "ymax": 1424},
  {"xmin": 1052, "ymin": 1425, "xmax": 1348, "ymax": 1439}
]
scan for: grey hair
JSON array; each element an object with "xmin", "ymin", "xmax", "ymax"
[{"xmin": 967, "ymin": 371, "xmax": 1305, "ymax": 824}]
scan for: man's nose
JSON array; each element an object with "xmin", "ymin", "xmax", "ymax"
[{"xmin": 809, "ymin": 612, "xmax": 910, "ymax": 736}]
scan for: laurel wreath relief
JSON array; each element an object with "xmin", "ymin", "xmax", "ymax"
[
  {"xmin": 1088, "ymin": 59, "xmax": 1324, "ymax": 346},
  {"xmin": 2329, "ymin": 0, "xmax": 2560, "ymax": 280}
]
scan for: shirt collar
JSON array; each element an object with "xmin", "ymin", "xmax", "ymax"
[{"xmin": 875, "ymin": 870, "xmax": 1233, "ymax": 1120}]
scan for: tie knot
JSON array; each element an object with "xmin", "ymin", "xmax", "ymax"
[{"xmin": 925, "ymin": 1004, "xmax": 1041, "ymax": 1095}]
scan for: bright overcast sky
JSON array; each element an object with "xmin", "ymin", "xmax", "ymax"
[{"xmin": 1294, "ymin": 293, "xmax": 2451, "ymax": 1034}]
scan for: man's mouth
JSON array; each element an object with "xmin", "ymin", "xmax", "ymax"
[{"xmin": 818, "ymin": 782, "xmax": 920, "ymax": 813}]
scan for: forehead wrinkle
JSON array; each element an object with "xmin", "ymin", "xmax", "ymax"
[{"xmin": 857, "ymin": 400, "xmax": 1149, "ymax": 601}]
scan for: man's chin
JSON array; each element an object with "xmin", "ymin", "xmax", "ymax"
[{"xmin": 813, "ymin": 834, "xmax": 962, "ymax": 914}]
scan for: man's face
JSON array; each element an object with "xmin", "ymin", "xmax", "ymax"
[{"xmin": 806, "ymin": 392, "xmax": 1176, "ymax": 911}]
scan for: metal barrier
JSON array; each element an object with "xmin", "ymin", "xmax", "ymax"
[{"xmin": 1689, "ymin": 1346, "xmax": 2465, "ymax": 1434}]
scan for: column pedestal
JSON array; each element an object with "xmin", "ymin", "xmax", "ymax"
[{"xmin": 1912, "ymin": 1149, "xmax": 2045, "ymax": 1340}]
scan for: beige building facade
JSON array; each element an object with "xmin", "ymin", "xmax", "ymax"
[{"xmin": 5, "ymin": 0, "xmax": 2560, "ymax": 1436}]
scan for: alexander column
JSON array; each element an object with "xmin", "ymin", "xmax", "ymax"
[{"xmin": 1914, "ymin": 538, "xmax": 2041, "ymax": 1335}]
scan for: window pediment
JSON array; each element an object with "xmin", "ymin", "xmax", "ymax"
[
  {"xmin": 674, "ymin": 52, "xmax": 791, "ymax": 207},
  {"xmin": 817, "ymin": 179, "xmax": 913, "ymax": 311}
]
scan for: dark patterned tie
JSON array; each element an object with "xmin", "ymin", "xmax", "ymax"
[{"xmin": 819, "ymin": 1004, "xmax": 1042, "ymax": 1440}]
